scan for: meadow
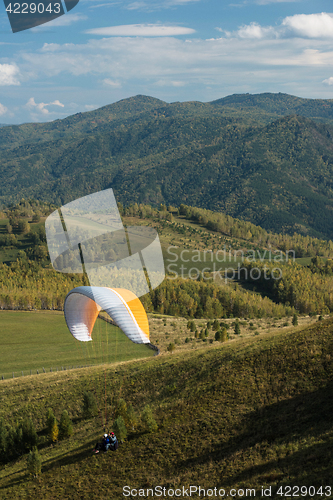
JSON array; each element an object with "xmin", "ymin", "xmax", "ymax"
[{"xmin": 0, "ymin": 311, "xmax": 154, "ymax": 379}]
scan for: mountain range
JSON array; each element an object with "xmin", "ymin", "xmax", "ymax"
[{"xmin": 2, "ymin": 92, "xmax": 333, "ymax": 239}]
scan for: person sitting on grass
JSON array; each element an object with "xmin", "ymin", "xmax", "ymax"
[
  {"xmin": 109, "ymin": 432, "xmax": 118, "ymax": 451},
  {"xmin": 93, "ymin": 433, "xmax": 110, "ymax": 453}
]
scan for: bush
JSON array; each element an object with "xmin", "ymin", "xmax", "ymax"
[
  {"xmin": 141, "ymin": 405, "xmax": 158, "ymax": 433},
  {"xmin": 292, "ymin": 313, "xmax": 298, "ymax": 326},
  {"xmin": 26, "ymin": 447, "xmax": 42, "ymax": 477},
  {"xmin": 234, "ymin": 320, "xmax": 241, "ymax": 335},
  {"xmin": 215, "ymin": 330, "xmax": 221, "ymax": 341},
  {"xmin": 113, "ymin": 416, "xmax": 127, "ymax": 442},
  {"xmin": 58, "ymin": 411, "xmax": 73, "ymax": 440},
  {"xmin": 318, "ymin": 315, "xmax": 323, "ymax": 321},
  {"xmin": 167, "ymin": 343, "xmax": 176, "ymax": 353},
  {"xmin": 50, "ymin": 419, "xmax": 59, "ymax": 443},
  {"xmin": 212, "ymin": 319, "xmax": 219, "ymax": 331},
  {"xmin": 82, "ymin": 391, "xmax": 98, "ymax": 418}
]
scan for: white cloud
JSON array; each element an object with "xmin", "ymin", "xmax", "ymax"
[
  {"xmin": 85, "ymin": 104, "xmax": 99, "ymax": 110},
  {"xmin": 126, "ymin": 1, "xmax": 147, "ymax": 9},
  {"xmin": 103, "ymin": 79, "xmax": 122, "ymax": 87},
  {"xmin": 26, "ymin": 97, "xmax": 65, "ymax": 115},
  {"xmin": 237, "ymin": 22, "xmax": 276, "ymax": 39},
  {"xmin": 218, "ymin": 12, "xmax": 333, "ymax": 40},
  {"xmin": 323, "ymin": 77, "xmax": 333, "ymax": 86},
  {"xmin": 282, "ymin": 13, "xmax": 333, "ymax": 39},
  {"xmin": 155, "ymin": 79, "xmax": 186, "ymax": 87},
  {"xmin": 85, "ymin": 23, "xmax": 195, "ymax": 36},
  {"xmin": 0, "ymin": 103, "xmax": 8, "ymax": 116},
  {"xmin": 0, "ymin": 64, "xmax": 20, "ymax": 86},
  {"xmin": 32, "ymin": 13, "xmax": 87, "ymax": 30},
  {"xmin": 14, "ymin": 11, "xmax": 333, "ymax": 105}
]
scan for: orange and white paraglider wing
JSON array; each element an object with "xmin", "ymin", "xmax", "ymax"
[{"xmin": 64, "ymin": 286, "xmax": 150, "ymax": 344}]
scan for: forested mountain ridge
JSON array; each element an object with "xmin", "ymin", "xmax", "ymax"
[
  {"xmin": 2, "ymin": 93, "xmax": 333, "ymax": 238},
  {"xmin": 212, "ymin": 92, "xmax": 333, "ymax": 123}
]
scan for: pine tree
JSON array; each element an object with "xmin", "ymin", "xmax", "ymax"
[
  {"xmin": 21, "ymin": 418, "xmax": 38, "ymax": 452},
  {"xmin": 82, "ymin": 391, "xmax": 97, "ymax": 418},
  {"xmin": 58, "ymin": 411, "xmax": 73, "ymax": 440},
  {"xmin": 212, "ymin": 319, "xmax": 219, "ymax": 331},
  {"xmin": 46, "ymin": 408, "xmax": 55, "ymax": 435},
  {"xmin": 292, "ymin": 313, "xmax": 298, "ymax": 326},
  {"xmin": 234, "ymin": 320, "xmax": 241, "ymax": 335},
  {"xmin": 26, "ymin": 447, "xmax": 42, "ymax": 477},
  {"xmin": 215, "ymin": 330, "xmax": 221, "ymax": 341}
]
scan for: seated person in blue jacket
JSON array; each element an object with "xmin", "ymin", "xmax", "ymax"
[{"xmin": 93, "ymin": 433, "xmax": 110, "ymax": 453}]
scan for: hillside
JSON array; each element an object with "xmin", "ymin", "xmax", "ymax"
[
  {"xmin": 212, "ymin": 92, "xmax": 333, "ymax": 123},
  {"xmin": 0, "ymin": 318, "xmax": 332, "ymax": 498},
  {"xmin": 2, "ymin": 94, "xmax": 333, "ymax": 237}
]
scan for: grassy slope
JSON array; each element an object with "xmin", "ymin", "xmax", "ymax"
[
  {"xmin": 0, "ymin": 318, "xmax": 332, "ymax": 499},
  {"xmin": 0, "ymin": 312, "xmax": 154, "ymax": 379}
]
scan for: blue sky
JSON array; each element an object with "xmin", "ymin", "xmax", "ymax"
[{"xmin": 1, "ymin": 0, "xmax": 333, "ymax": 123}]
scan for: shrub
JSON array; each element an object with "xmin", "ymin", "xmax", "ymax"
[
  {"xmin": 82, "ymin": 391, "xmax": 98, "ymax": 418},
  {"xmin": 292, "ymin": 314, "xmax": 298, "ymax": 326},
  {"xmin": 50, "ymin": 419, "xmax": 59, "ymax": 443},
  {"xmin": 212, "ymin": 319, "xmax": 219, "ymax": 331},
  {"xmin": 58, "ymin": 411, "xmax": 73, "ymax": 440},
  {"xmin": 318, "ymin": 315, "xmax": 323, "ymax": 321},
  {"xmin": 26, "ymin": 447, "xmax": 42, "ymax": 477},
  {"xmin": 113, "ymin": 416, "xmax": 127, "ymax": 442},
  {"xmin": 141, "ymin": 405, "xmax": 158, "ymax": 433},
  {"xmin": 221, "ymin": 328, "xmax": 229, "ymax": 342},
  {"xmin": 167, "ymin": 342, "xmax": 176, "ymax": 353},
  {"xmin": 234, "ymin": 320, "xmax": 241, "ymax": 335},
  {"xmin": 215, "ymin": 330, "xmax": 221, "ymax": 341}
]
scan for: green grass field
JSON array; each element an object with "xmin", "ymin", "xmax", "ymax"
[{"xmin": 0, "ymin": 311, "xmax": 154, "ymax": 379}]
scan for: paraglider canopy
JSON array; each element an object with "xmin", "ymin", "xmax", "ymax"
[{"xmin": 64, "ymin": 286, "xmax": 150, "ymax": 344}]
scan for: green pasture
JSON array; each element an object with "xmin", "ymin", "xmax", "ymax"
[{"xmin": 0, "ymin": 311, "xmax": 154, "ymax": 379}]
